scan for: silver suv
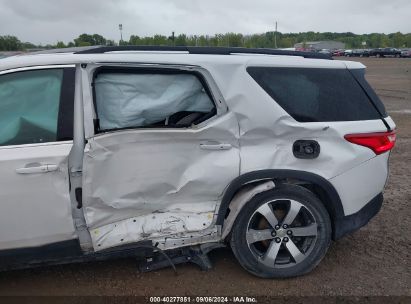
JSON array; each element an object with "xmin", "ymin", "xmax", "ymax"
[{"xmin": 0, "ymin": 47, "xmax": 396, "ymax": 278}]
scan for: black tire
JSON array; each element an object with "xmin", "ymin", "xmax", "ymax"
[{"xmin": 230, "ymin": 184, "xmax": 331, "ymax": 278}]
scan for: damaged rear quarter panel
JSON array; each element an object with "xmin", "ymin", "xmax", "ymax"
[{"xmin": 207, "ymin": 62, "xmax": 388, "ymax": 180}]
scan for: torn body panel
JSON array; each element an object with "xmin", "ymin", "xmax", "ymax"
[
  {"xmin": 91, "ymin": 206, "xmax": 216, "ymax": 250},
  {"xmin": 221, "ymin": 181, "xmax": 275, "ymax": 239},
  {"xmin": 81, "ymin": 64, "xmax": 240, "ymax": 251},
  {"xmin": 83, "ymin": 112, "xmax": 240, "ymax": 231},
  {"xmin": 83, "ymin": 114, "xmax": 239, "ymax": 251}
]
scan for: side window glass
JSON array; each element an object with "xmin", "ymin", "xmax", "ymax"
[
  {"xmin": 0, "ymin": 69, "xmax": 64, "ymax": 146},
  {"xmin": 247, "ymin": 67, "xmax": 381, "ymax": 122},
  {"xmin": 94, "ymin": 71, "xmax": 216, "ymax": 131}
]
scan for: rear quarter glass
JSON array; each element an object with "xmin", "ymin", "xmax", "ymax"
[{"xmin": 247, "ymin": 67, "xmax": 385, "ymax": 122}]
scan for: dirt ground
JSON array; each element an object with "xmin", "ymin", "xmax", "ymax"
[{"xmin": 0, "ymin": 57, "xmax": 409, "ymax": 297}]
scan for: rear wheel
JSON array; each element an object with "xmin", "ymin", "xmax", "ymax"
[{"xmin": 230, "ymin": 184, "xmax": 331, "ymax": 278}]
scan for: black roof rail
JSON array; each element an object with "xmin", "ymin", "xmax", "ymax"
[{"xmin": 74, "ymin": 46, "xmax": 332, "ymax": 59}]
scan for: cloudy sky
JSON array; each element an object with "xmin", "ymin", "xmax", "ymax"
[{"xmin": 0, "ymin": 0, "xmax": 410, "ymax": 44}]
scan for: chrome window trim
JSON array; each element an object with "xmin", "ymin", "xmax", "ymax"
[
  {"xmin": 0, "ymin": 64, "xmax": 76, "ymax": 75},
  {"xmin": 0, "ymin": 140, "xmax": 73, "ymax": 151}
]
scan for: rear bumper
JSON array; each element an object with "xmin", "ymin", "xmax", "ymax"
[{"xmin": 333, "ymin": 192, "xmax": 383, "ymax": 240}]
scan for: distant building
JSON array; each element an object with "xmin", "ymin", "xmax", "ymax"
[{"xmin": 294, "ymin": 41, "xmax": 345, "ymax": 51}]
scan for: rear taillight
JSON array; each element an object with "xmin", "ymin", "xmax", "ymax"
[{"xmin": 344, "ymin": 130, "xmax": 396, "ymax": 155}]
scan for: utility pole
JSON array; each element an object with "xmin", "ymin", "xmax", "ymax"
[
  {"xmin": 171, "ymin": 31, "xmax": 175, "ymax": 46},
  {"xmin": 274, "ymin": 21, "xmax": 278, "ymax": 49},
  {"xmin": 119, "ymin": 24, "xmax": 123, "ymax": 45}
]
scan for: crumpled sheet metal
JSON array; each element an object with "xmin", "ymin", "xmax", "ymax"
[
  {"xmin": 91, "ymin": 209, "xmax": 215, "ymax": 251},
  {"xmin": 82, "ymin": 111, "xmax": 240, "ymax": 243}
]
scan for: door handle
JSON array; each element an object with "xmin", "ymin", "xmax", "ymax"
[
  {"xmin": 16, "ymin": 164, "xmax": 59, "ymax": 174},
  {"xmin": 200, "ymin": 143, "xmax": 232, "ymax": 151}
]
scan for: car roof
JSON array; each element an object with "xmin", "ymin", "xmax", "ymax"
[{"xmin": 0, "ymin": 46, "xmax": 365, "ymax": 72}]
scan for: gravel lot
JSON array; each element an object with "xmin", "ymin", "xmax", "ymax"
[{"xmin": 0, "ymin": 57, "xmax": 409, "ymax": 297}]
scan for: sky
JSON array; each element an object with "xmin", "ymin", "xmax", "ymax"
[{"xmin": 0, "ymin": 0, "xmax": 410, "ymax": 44}]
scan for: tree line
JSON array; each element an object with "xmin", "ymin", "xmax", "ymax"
[{"xmin": 1, "ymin": 31, "xmax": 411, "ymax": 51}]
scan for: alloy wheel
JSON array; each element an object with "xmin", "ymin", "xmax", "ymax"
[{"xmin": 246, "ymin": 199, "xmax": 318, "ymax": 268}]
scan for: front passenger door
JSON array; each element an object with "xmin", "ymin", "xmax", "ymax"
[{"xmin": 0, "ymin": 66, "xmax": 76, "ymax": 251}]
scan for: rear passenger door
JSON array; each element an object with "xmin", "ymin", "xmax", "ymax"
[
  {"xmin": 0, "ymin": 66, "xmax": 76, "ymax": 251},
  {"xmin": 81, "ymin": 65, "xmax": 240, "ymax": 250}
]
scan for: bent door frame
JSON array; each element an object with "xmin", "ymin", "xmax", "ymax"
[
  {"xmin": 81, "ymin": 62, "xmax": 229, "ymax": 139},
  {"xmin": 77, "ymin": 62, "xmax": 236, "ymax": 251}
]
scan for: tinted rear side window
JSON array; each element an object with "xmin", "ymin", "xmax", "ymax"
[{"xmin": 247, "ymin": 67, "xmax": 381, "ymax": 122}]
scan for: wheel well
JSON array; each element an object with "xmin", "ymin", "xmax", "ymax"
[
  {"xmin": 217, "ymin": 170, "xmax": 344, "ymax": 238},
  {"xmin": 298, "ymin": 182, "xmax": 338, "ymax": 233}
]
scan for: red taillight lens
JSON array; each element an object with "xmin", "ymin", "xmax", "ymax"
[{"xmin": 344, "ymin": 130, "xmax": 396, "ymax": 155}]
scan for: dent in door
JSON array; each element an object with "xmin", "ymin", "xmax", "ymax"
[{"xmin": 82, "ymin": 114, "xmax": 240, "ymax": 250}]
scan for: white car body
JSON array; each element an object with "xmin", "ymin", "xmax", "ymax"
[{"xmin": 0, "ymin": 47, "xmax": 396, "ymax": 274}]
